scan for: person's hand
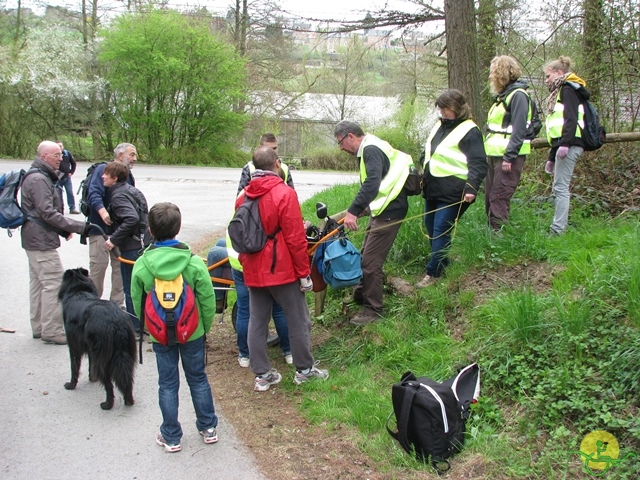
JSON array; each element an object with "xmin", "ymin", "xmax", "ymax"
[
  {"xmin": 65, "ymin": 232, "xmax": 73, "ymax": 241},
  {"xmin": 299, "ymin": 275, "xmax": 313, "ymax": 292},
  {"xmin": 545, "ymin": 161, "xmax": 555, "ymax": 175},
  {"xmin": 105, "ymin": 238, "xmax": 114, "ymax": 251},
  {"xmin": 501, "ymin": 160, "xmax": 512, "ymax": 173},
  {"xmin": 344, "ymin": 211, "xmax": 358, "ymax": 231},
  {"xmin": 464, "ymin": 193, "xmax": 476, "ymax": 203},
  {"xmin": 98, "ymin": 207, "xmax": 112, "ymax": 225},
  {"xmin": 557, "ymin": 146, "xmax": 570, "ymax": 158}
]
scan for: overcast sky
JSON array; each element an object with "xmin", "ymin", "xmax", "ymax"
[{"xmin": 5, "ymin": 0, "xmax": 425, "ymax": 22}]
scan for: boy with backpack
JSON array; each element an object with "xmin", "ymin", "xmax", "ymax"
[{"xmin": 131, "ymin": 202, "xmax": 218, "ymax": 453}]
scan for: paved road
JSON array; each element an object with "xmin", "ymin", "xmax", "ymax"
[{"xmin": 0, "ymin": 160, "xmax": 357, "ymax": 480}]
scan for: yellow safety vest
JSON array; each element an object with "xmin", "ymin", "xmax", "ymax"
[
  {"xmin": 226, "ymin": 191, "xmax": 244, "ymax": 271},
  {"xmin": 423, "ymin": 119, "xmax": 477, "ymax": 180},
  {"xmin": 357, "ymin": 134, "xmax": 412, "ymax": 217},
  {"xmin": 545, "ymin": 90, "xmax": 584, "ymax": 143},
  {"xmin": 248, "ymin": 161, "xmax": 290, "ymax": 184},
  {"xmin": 485, "ymin": 89, "xmax": 532, "ymax": 156}
]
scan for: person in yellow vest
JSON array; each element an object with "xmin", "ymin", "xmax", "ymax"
[
  {"xmin": 485, "ymin": 55, "xmax": 534, "ymax": 231},
  {"xmin": 544, "ymin": 56, "xmax": 586, "ymax": 235},
  {"xmin": 237, "ymin": 133, "xmax": 294, "ymax": 194},
  {"xmin": 417, "ymin": 89, "xmax": 488, "ymax": 288},
  {"xmin": 334, "ymin": 120, "xmax": 411, "ymax": 325}
]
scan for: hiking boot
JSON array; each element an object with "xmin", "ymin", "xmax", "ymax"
[
  {"xmin": 200, "ymin": 427, "xmax": 218, "ymax": 444},
  {"xmin": 294, "ymin": 363, "xmax": 329, "ymax": 385},
  {"xmin": 238, "ymin": 356, "xmax": 250, "ymax": 368},
  {"xmin": 69, "ymin": 209, "xmax": 81, "ymax": 215},
  {"xmin": 42, "ymin": 334, "xmax": 67, "ymax": 345},
  {"xmin": 254, "ymin": 369, "xmax": 282, "ymax": 391},
  {"xmin": 156, "ymin": 433, "xmax": 181, "ymax": 453},
  {"xmin": 349, "ymin": 312, "xmax": 381, "ymax": 326},
  {"xmin": 284, "ymin": 353, "xmax": 293, "ymax": 365},
  {"xmin": 416, "ymin": 274, "xmax": 438, "ymax": 289}
]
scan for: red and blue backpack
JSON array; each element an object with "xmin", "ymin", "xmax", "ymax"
[{"xmin": 144, "ymin": 274, "xmax": 198, "ymax": 345}]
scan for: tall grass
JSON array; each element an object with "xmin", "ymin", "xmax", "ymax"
[{"xmin": 294, "ymin": 181, "xmax": 640, "ymax": 477}]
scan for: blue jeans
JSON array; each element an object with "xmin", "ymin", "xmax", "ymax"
[
  {"xmin": 207, "ymin": 239, "xmax": 231, "ymax": 302},
  {"xmin": 424, "ymin": 198, "xmax": 470, "ymax": 278},
  {"xmin": 232, "ymin": 268, "xmax": 290, "ymax": 358},
  {"xmin": 153, "ymin": 336, "xmax": 218, "ymax": 444},
  {"xmin": 119, "ymin": 248, "xmax": 141, "ymax": 332},
  {"xmin": 56, "ymin": 175, "xmax": 76, "ymax": 211}
]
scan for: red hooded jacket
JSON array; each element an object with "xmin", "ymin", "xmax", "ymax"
[{"xmin": 236, "ymin": 172, "xmax": 310, "ymax": 287}]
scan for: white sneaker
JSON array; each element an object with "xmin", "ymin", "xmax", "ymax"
[
  {"xmin": 284, "ymin": 354, "xmax": 293, "ymax": 365},
  {"xmin": 254, "ymin": 369, "xmax": 282, "ymax": 391},
  {"xmin": 238, "ymin": 356, "xmax": 250, "ymax": 368}
]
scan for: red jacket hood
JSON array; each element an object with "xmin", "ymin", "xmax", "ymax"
[{"xmin": 243, "ymin": 172, "xmax": 283, "ymax": 199}]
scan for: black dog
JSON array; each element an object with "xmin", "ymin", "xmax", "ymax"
[{"xmin": 58, "ymin": 268, "xmax": 136, "ymax": 410}]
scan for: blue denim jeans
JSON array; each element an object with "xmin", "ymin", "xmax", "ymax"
[
  {"xmin": 232, "ymin": 268, "xmax": 290, "ymax": 358},
  {"xmin": 152, "ymin": 336, "xmax": 218, "ymax": 444},
  {"xmin": 56, "ymin": 175, "xmax": 76, "ymax": 211},
  {"xmin": 119, "ymin": 248, "xmax": 141, "ymax": 332},
  {"xmin": 424, "ymin": 198, "xmax": 469, "ymax": 278},
  {"xmin": 207, "ymin": 239, "xmax": 231, "ymax": 302}
]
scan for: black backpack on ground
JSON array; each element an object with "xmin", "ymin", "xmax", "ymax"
[
  {"xmin": 77, "ymin": 162, "xmax": 107, "ymax": 217},
  {"xmin": 565, "ymin": 81, "xmax": 606, "ymax": 151},
  {"xmin": 387, "ymin": 363, "xmax": 480, "ymax": 473}
]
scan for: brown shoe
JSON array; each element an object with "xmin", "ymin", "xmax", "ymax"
[
  {"xmin": 350, "ymin": 312, "xmax": 381, "ymax": 326},
  {"xmin": 42, "ymin": 335, "xmax": 67, "ymax": 345}
]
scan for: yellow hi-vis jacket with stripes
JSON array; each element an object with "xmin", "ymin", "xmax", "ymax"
[
  {"xmin": 546, "ymin": 90, "xmax": 584, "ymax": 144},
  {"xmin": 423, "ymin": 119, "xmax": 477, "ymax": 180},
  {"xmin": 357, "ymin": 134, "xmax": 412, "ymax": 217},
  {"xmin": 485, "ymin": 89, "xmax": 532, "ymax": 157}
]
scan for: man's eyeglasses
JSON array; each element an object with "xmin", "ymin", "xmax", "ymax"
[{"xmin": 337, "ymin": 133, "xmax": 349, "ymax": 146}]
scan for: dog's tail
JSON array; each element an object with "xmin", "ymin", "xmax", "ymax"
[{"xmin": 111, "ymin": 350, "xmax": 136, "ymax": 395}]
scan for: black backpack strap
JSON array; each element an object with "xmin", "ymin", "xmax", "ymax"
[
  {"xmin": 139, "ymin": 293, "xmax": 146, "ymax": 365},
  {"xmin": 268, "ymin": 226, "xmax": 282, "ymax": 274},
  {"xmin": 386, "ymin": 383, "xmax": 417, "ymax": 455}
]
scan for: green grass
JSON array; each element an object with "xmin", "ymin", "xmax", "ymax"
[{"xmin": 295, "ymin": 182, "xmax": 640, "ymax": 478}]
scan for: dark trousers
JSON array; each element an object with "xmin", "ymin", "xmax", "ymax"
[
  {"xmin": 485, "ymin": 155, "xmax": 525, "ymax": 230},
  {"xmin": 353, "ymin": 216, "xmax": 403, "ymax": 316}
]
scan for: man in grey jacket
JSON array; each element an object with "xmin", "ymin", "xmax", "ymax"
[{"xmin": 21, "ymin": 141, "xmax": 88, "ymax": 344}]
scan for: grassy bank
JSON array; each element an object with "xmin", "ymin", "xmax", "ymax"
[{"xmin": 293, "ymin": 182, "xmax": 640, "ymax": 478}]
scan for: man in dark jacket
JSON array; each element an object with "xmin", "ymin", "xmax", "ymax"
[
  {"xmin": 237, "ymin": 133, "xmax": 294, "ymax": 194},
  {"xmin": 55, "ymin": 141, "xmax": 79, "ymax": 214},
  {"xmin": 334, "ymin": 120, "xmax": 411, "ymax": 325},
  {"xmin": 21, "ymin": 141, "xmax": 89, "ymax": 344},
  {"xmin": 86, "ymin": 143, "xmax": 137, "ymax": 306},
  {"xmin": 238, "ymin": 146, "xmax": 328, "ymax": 392}
]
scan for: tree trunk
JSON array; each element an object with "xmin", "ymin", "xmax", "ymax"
[
  {"xmin": 444, "ymin": 0, "xmax": 483, "ymax": 127},
  {"xmin": 477, "ymin": 0, "xmax": 497, "ymax": 113},
  {"xmin": 583, "ymin": 0, "xmax": 604, "ymax": 104}
]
